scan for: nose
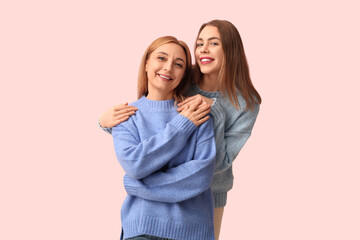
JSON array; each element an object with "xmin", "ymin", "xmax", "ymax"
[
  {"xmin": 200, "ymin": 45, "xmax": 209, "ymax": 54},
  {"xmin": 163, "ymin": 60, "xmax": 173, "ymax": 72}
]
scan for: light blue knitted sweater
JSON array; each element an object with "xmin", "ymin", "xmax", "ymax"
[
  {"xmin": 102, "ymin": 84, "xmax": 259, "ymax": 208},
  {"xmin": 112, "ymin": 96, "xmax": 216, "ymax": 240},
  {"xmin": 187, "ymin": 85, "xmax": 260, "ymax": 207}
]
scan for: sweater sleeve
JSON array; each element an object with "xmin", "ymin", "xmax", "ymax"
[
  {"xmin": 98, "ymin": 120, "xmax": 112, "ymax": 134},
  {"xmin": 112, "ymin": 114, "xmax": 197, "ymax": 180},
  {"xmin": 123, "ymin": 118, "xmax": 216, "ymax": 203},
  {"xmin": 210, "ymin": 99, "xmax": 260, "ymax": 174}
]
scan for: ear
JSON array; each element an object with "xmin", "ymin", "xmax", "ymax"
[{"xmin": 145, "ymin": 60, "xmax": 148, "ymax": 72}]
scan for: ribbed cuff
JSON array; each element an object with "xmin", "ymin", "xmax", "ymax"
[
  {"xmin": 122, "ymin": 216, "xmax": 214, "ymax": 240},
  {"xmin": 170, "ymin": 114, "xmax": 197, "ymax": 136},
  {"xmin": 209, "ymin": 99, "xmax": 225, "ymax": 125},
  {"xmin": 213, "ymin": 192, "xmax": 227, "ymax": 208},
  {"xmin": 98, "ymin": 120, "xmax": 112, "ymax": 134},
  {"xmin": 123, "ymin": 175, "xmax": 137, "ymax": 196}
]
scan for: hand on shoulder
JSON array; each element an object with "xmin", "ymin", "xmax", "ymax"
[
  {"xmin": 178, "ymin": 98, "xmax": 211, "ymax": 127},
  {"xmin": 99, "ymin": 103, "xmax": 137, "ymax": 128}
]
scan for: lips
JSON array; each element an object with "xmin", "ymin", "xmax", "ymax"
[
  {"xmin": 199, "ymin": 57, "xmax": 214, "ymax": 64},
  {"xmin": 158, "ymin": 74, "xmax": 173, "ymax": 81}
]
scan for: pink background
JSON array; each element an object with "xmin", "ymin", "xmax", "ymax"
[{"xmin": 1, "ymin": 0, "xmax": 359, "ymax": 239}]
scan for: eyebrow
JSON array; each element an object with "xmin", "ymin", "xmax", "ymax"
[
  {"xmin": 157, "ymin": 52, "xmax": 185, "ymax": 63},
  {"xmin": 197, "ymin": 37, "xmax": 221, "ymax": 41}
]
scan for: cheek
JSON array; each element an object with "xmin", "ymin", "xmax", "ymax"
[
  {"xmin": 175, "ymin": 69, "xmax": 185, "ymax": 81},
  {"xmin": 147, "ymin": 63, "xmax": 159, "ymax": 74},
  {"xmin": 215, "ymin": 51, "xmax": 224, "ymax": 65},
  {"xmin": 195, "ymin": 49, "xmax": 200, "ymax": 58},
  {"xmin": 218, "ymin": 50, "xmax": 225, "ymax": 61},
  {"xmin": 147, "ymin": 67, "xmax": 157, "ymax": 79}
]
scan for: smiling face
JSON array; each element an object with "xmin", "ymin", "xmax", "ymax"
[
  {"xmin": 145, "ymin": 43, "xmax": 187, "ymax": 100},
  {"xmin": 195, "ymin": 25, "xmax": 224, "ymax": 78}
]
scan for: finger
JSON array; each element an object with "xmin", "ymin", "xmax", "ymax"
[
  {"xmin": 177, "ymin": 105, "xmax": 185, "ymax": 112},
  {"xmin": 113, "ymin": 107, "xmax": 137, "ymax": 115},
  {"xmin": 188, "ymin": 99, "xmax": 202, "ymax": 111},
  {"xmin": 178, "ymin": 97, "xmax": 191, "ymax": 106},
  {"xmin": 195, "ymin": 115, "xmax": 210, "ymax": 127},
  {"xmin": 194, "ymin": 111, "xmax": 211, "ymax": 124},
  {"xmin": 178, "ymin": 101, "xmax": 195, "ymax": 111},
  {"xmin": 194, "ymin": 102, "xmax": 210, "ymax": 112},
  {"xmin": 178, "ymin": 95, "xmax": 198, "ymax": 106},
  {"xmin": 116, "ymin": 105, "xmax": 137, "ymax": 110},
  {"xmin": 192, "ymin": 108, "xmax": 210, "ymax": 121},
  {"xmin": 194, "ymin": 104, "xmax": 211, "ymax": 114},
  {"xmin": 178, "ymin": 105, "xmax": 190, "ymax": 115},
  {"xmin": 116, "ymin": 115, "xmax": 130, "ymax": 124},
  {"xmin": 199, "ymin": 101, "xmax": 210, "ymax": 107},
  {"xmin": 115, "ymin": 108, "xmax": 137, "ymax": 116},
  {"xmin": 114, "ymin": 103, "xmax": 133, "ymax": 111},
  {"xmin": 115, "ymin": 111, "xmax": 135, "ymax": 120},
  {"xmin": 195, "ymin": 107, "xmax": 211, "ymax": 119},
  {"xmin": 115, "ymin": 102, "xmax": 127, "ymax": 108},
  {"xmin": 184, "ymin": 104, "xmax": 190, "ymax": 111}
]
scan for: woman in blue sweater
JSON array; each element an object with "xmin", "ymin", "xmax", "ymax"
[
  {"xmin": 113, "ymin": 36, "xmax": 216, "ymax": 240},
  {"xmin": 101, "ymin": 20, "xmax": 262, "ymax": 240}
]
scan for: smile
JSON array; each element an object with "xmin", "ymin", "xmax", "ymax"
[
  {"xmin": 158, "ymin": 74, "xmax": 173, "ymax": 81},
  {"xmin": 200, "ymin": 57, "xmax": 214, "ymax": 64}
]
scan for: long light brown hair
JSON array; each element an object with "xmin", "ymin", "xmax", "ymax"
[
  {"xmin": 193, "ymin": 20, "xmax": 262, "ymax": 110},
  {"xmin": 138, "ymin": 36, "xmax": 192, "ymax": 103}
]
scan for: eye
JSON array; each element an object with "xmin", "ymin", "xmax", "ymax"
[
  {"xmin": 157, "ymin": 56, "xmax": 165, "ymax": 61},
  {"xmin": 210, "ymin": 42, "xmax": 219, "ymax": 46},
  {"xmin": 175, "ymin": 63, "xmax": 183, "ymax": 68},
  {"xmin": 196, "ymin": 42, "xmax": 203, "ymax": 47}
]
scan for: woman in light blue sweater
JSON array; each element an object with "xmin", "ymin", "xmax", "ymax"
[
  {"xmin": 113, "ymin": 36, "xmax": 216, "ymax": 240},
  {"xmin": 100, "ymin": 20, "xmax": 262, "ymax": 240}
]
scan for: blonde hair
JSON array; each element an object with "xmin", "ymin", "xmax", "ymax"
[
  {"xmin": 193, "ymin": 20, "xmax": 261, "ymax": 110},
  {"xmin": 138, "ymin": 36, "xmax": 192, "ymax": 103}
]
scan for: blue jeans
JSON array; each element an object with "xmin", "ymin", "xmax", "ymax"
[{"xmin": 125, "ymin": 235, "xmax": 174, "ymax": 240}]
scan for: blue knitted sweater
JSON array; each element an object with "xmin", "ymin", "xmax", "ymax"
[
  {"xmin": 112, "ymin": 96, "xmax": 216, "ymax": 240},
  {"xmin": 103, "ymin": 85, "xmax": 260, "ymax": 208}
]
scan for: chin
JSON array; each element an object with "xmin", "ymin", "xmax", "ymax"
[{"xmin": 199, "ymin": 68, "xmax": 213, "ymax": 75}]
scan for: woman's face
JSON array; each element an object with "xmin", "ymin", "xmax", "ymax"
[
  {"xmin": 146, "ymin": 43, "xmax": 186, "ymax": 100},
  {"xmin": 195, "ymin": 25, "xmax": 224, "ymax": 77}
]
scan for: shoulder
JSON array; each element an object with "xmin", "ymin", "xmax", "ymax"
[
  {"xmin": 218, "ymin": 92, "xmax": 259, "ymax": 115},
  {"xmin": 128, "ymin": 98, "xmax": 143, "ymax": 108},
  {"xmin": 112, "ymin": 99, "xmax": 141, "ymax": 133},
  {"xmin": 215, "ymin": 93, "xmax": 260, "ymax": 133}
]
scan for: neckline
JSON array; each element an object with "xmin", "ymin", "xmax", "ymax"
[
  {"xmin": 195, "ymin": 84, "xmax": 221, "ymax": 98},
  {"xmin": 137, "ymin": 96, "xmax": 176, "ymax": 112}
]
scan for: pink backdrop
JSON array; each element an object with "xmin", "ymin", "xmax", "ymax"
[{"xmin": 1, "ymin": 0, "xmax": 359, "ymax": 239}]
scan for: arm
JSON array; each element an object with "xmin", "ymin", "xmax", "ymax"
[
  {"xmin": 211, "ymin": 98, "xmax": 260, "ymax": 174},
  {"xmin": 123, "ymin": 118, "xmax": 216, "ymax": 203},
  {"xmin": 113, "ymin": 114, "xmax": 197, "ymax": 180},
  {"xmin": 100, "ymin": 99, "xmax": 211, "ymax": 134}
]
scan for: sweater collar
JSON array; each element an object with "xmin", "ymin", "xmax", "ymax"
[
  {"xmin": 137, "ymin": 96, "xmax": 176, "ymax": 112},
  {"xmin": 194, "ymin": 84, "xmax": 221, "ymax": 98}
]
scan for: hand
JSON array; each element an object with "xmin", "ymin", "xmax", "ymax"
[
  {"xmin": 177, "ymin": 94, "xmax": 214, "ymax": 112},
  {"xmin": 99, "ymin": 103, "xmax": 137, "ymax": 128},
  {"xmin": 179, "ymin": 99, "xmax": 211, "ymax": 127}
]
